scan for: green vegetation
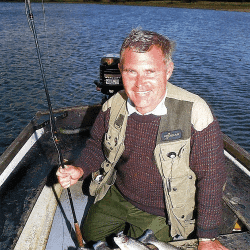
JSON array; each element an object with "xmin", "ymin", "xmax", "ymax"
[
  {"xmin": 114, "ymin": 1, "xmax": 250, "ymax": 12},
  {"xmin": 52, "ymin": 0, "xmax": 250, "ymax": 12}
]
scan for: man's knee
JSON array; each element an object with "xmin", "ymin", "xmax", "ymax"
[{"xmin": 81, "ymin": 204, "xmax": 126, "ymax": 243}]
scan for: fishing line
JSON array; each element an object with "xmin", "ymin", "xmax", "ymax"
[
  {"xmin": 25, "ymin": 0, "xmax": 63, "ymax": 167},
  {"xmin": 41, "ymin": 0, "xmax": 51, "ymax": 75},
  {"xmin": 24, "ymin": 1, "xmax": 84, "ymax": 248}
]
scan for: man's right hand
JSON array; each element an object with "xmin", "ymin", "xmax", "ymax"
[
  {"xmin": 56, "ymin": 165, "xmax": 84, "ymax": 189},
  {"xmin": 198, "ymin": 239, "xmax": 229, "ymax": 250}
]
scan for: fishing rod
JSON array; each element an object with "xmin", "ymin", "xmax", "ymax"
[{"xmin": 24, "ymin": 1, "xmax": 84, "ymax": 248}]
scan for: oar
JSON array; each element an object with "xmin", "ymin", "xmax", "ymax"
[{"xmin": 24, "ymin": 0, "xmax": 84, "ymax": 248}]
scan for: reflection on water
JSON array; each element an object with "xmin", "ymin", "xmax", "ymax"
[{"xmin": 0, "ymin": 2, "xmax": 250, "ymax": 156}]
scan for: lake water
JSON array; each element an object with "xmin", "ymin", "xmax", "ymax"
[{"xmin": 0, "ymin": 2, "xmax": 250, "ymax": 156}]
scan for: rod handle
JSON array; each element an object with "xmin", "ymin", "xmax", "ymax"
[{"xmin": 74, "ymin": 222, "xmax": 84, "ymax": 248}]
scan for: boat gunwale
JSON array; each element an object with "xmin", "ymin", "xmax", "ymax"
[
  {"xmin": 0, "ymin": 120, "xmax": 37, "ymax": 175},
  {"xmin": 0, "ymin": 105, "xmax": 102, "ymax": 176},
  {"xmin": 223, "ymin": 133, "xmax": 250, "ymax": 172}
]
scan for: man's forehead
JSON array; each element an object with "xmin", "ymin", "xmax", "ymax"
[
  {"xmin": 122, "ymin": 45, "xmax": 163, "ymax": 55},
  {"xmin": 121, "ymin": 46, "xmax": 166, "ymax": 65}
]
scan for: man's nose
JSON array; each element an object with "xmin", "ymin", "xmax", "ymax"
[{"xmin": 135, "ymin": 73, "xmax": 146, "ymax": 88}]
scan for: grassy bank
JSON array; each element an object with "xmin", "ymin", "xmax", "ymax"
[
  {"xmin": 55, "ymin": 0, "xmax": 250, "ymax": 12},
  {"xmin": 117, "ymin": 1, "xmax": 250, "ymax": 12}
]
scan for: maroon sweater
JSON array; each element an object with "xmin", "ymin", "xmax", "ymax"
[{"xmin": 75, "ymin": 108, "xmax": 226, "ymax": 239}]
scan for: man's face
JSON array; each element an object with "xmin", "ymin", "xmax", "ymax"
[{"xmin": 119, "ymin": 46, "xmax": 173, "ymax": 115}]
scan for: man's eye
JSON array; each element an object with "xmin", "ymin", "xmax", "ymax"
[
  {"xmin": 146, "ymin": 70, "xmax": 155, "ymax": 75},
  {"xmin": 145, "ymin": 70, "xmax": 156, "ymax": 77},
  {"xmin": 125, "ymin": 70, "xmax": 136, "ymax": 75}
]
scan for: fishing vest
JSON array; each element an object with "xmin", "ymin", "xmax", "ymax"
[{"xmin": 89, "ymin": 82, "xmax": 214, "ymax": 239}]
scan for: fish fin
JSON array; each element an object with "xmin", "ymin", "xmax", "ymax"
[
  {"xmin": 138, "ymin": 229, "xmax": 157, "ymax": 244},
  {"xmin": 93, "ymin": 241, "xmax": 110, "ymax": 250}
]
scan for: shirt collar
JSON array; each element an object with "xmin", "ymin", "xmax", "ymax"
[{"xmin": 127, "ymin": 89, "xmax": 168, "ymax": 116}]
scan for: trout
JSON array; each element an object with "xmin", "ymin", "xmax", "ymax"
[
  {"xmin": 138, "ymin": 229, "xmax": 179, "ymax": 250},
  {"xmin": 93, "ymin": 241, "xmax": 112, "ymax": 250},
  {"xmin": 114, "ymin": 232, "xmax": 150, "ymax": 250}
]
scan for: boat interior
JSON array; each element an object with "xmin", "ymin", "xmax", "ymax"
[{"xmin": 0, "ymin": 105, "xmax": 249, "ymax": 250}]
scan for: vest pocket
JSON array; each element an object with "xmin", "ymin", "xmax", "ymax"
[
  {"xmin": 89, "ymin": 167, "xmax": 117, "ymax": 203},
  {"xmin": 103, "ymin": 126, "xmax": 123, "ymax": 163},
  {"xmin": 163, "ymin": 175, "xmax": 196, "ymax": 238},
  {"xmin": 158, "ymin": 140, "xmax": 189, "ymax": 178},
  {"xmin": 168, "ymin": 175, "xmax": 196, "ymax": 209},
  {"xmin": 155, "ymin": 140, "xmax": 196, "ymax": 238}
]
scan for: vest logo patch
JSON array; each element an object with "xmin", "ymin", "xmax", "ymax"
[{"xmin": 161, "ymin": 130, "xmax": 182, "ymax": 141}]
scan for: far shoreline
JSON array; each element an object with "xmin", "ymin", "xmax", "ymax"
[{"xmin": 46, "ymin": 1, "xmax": 250, "ymax": 12}]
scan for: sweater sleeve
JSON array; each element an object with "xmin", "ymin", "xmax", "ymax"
[
  {"xmin": 190, "ymin": 118, "xmax": 227, "ymax": 238},
  {"xmin": 74, "ymin": 109, "xmax": 109, "ymax": 178}
]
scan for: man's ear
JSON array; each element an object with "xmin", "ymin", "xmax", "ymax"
[
  {"xmin": 118, "ymin": 63, "xmax": 123, "ymax": 72},
  {"xmin": 166, "ymin": 62, "xmax": 174, "ymax": 81}
]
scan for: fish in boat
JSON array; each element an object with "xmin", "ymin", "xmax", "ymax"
[
  {"xmin": 138, "ymin": 229, "xmax": 179, "ymax": 249},
  {"xmin": 113, "ymin": 232, "xmax": 150, "ymax": 250},
  {"xmin": 93, "ymin": 241, "xmax": 113, "ymax": 250}
]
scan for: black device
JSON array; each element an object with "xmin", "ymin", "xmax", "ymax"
[{"xmin": 94, "ymin": 54, "xmax": 124, "ymax": 99}]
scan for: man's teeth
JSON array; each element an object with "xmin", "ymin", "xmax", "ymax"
[{"xmin": 137, "ymin": 91, "xmax": 149, "ymax": 94}]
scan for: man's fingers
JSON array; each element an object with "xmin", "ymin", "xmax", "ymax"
[
  {"xmin": 56, "ymin": 165, "xmax": 70, "ymax": 176},
  {"xmin": 198, "ymin": 240, "xmax": 229, "ymax": 250},
  {"xmin": 64, "ymin": 180, "xmax": 71, "ymax": 189},
  {"xmin": 56, "ymin": 165, "xmax": 84, "ymax": 188},
  {"xmin": 59, "ymin": 177, "xmax": 71, "ymax": 189}
]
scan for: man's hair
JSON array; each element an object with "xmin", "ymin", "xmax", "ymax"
[{"xmin": 120, "ymin": 28, "xmax": 175, "ymax": 63}]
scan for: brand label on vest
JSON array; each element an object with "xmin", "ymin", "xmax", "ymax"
[{"xmin": 161, "ymin": 129, "xmax": 182, "ymax": 141}]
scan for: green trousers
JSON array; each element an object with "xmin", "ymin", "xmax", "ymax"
[{"xmin": 81, "ymin": 185, "xmax": 171, "ymax": 243}]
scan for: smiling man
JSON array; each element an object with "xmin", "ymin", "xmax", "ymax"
[
  {"xmin": 57, "ymin": 29, "xmax": 228, "ymax": 250},
  {"xmin": 119, "ymin": 45, "xmax": 173, "ymax": 115}
]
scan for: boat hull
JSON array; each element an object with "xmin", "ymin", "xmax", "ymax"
[{"xmin": 0, "ymin": 105, "xmax": 249, "ymax": 250}]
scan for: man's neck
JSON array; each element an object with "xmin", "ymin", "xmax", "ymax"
[{"xmin": 127, "ymin": 89, "xmax": 168, "ymax": 116}]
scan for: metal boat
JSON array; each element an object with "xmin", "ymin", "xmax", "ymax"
[
  {"xmin": 0, "ymin": 101, "xmax": 250, "ymax": 249},
  {"xmin": 1, "ymin": 55, "xmax": 250, "ymax": 249}
]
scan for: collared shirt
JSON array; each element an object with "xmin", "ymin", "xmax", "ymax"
[{"xmin": 127, "ymin": 89, "xmax": 168, "ymax": 116}]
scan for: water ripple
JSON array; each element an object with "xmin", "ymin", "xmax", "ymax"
[{"xmin": 0, "ymin": 2, "xmax": 250, "ymax": 156}]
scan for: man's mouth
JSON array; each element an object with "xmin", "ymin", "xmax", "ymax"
[{"xmin": 135, "ymin": 90, "xmax": 150, "ymax": 95}]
